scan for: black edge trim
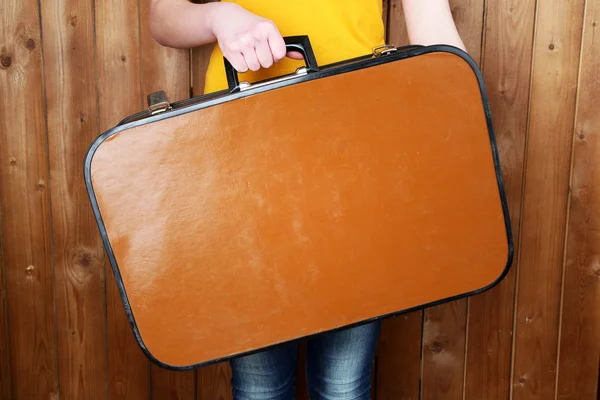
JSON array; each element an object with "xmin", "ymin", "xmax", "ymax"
[
  {"xmin": 83, "ymin": 44, "xmax": 514, "ymax": 371},
  {"xmin": 116, "ymin": 44, "xmax": 425, "ymax": 126}
]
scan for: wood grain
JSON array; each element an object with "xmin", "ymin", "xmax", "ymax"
[
  {"xmin": 191, "ymin": 43, "xmax": 215, "ymax": 97},
  {"xmin": 421, "ymin": 304, "xmax": 467, "ymax": 400},
  {"xmin": 386, "ymin": 0, "xmax": 409, "ymax": 46},
  {"xmin": 376, "ymin": 313, "xmax": 422, "ymax": 400},
  {"xmin": 0, "ymin": 222, "xmax": 11, "ymax": 400},
  {"xmin": 0, "ymin": 0, "xmax": 59, "ymax": 398},
  {"xmin": 382, "ymin": 0, "xmax": 390, "ymax": 32},
  {"xmin": 191, "ymin": 0, "xmax": 218, "ymax": 96},
  {"xmin": 511, "ymin": 0, "xmax": 586, "ymax": 398},
  {"xmin": 448, "ymin": 0, "xmax": 485, "ymax": 62},
  {"xmin": 296, "ymin": 342, "xmax": 309, "ymax": 400},
  {"xmin": 151, "ymin": 367, "xmax": 196, "ymax": 400},
  {"xmin": 95, "ymin": 0, "xmax": 149, "ymax": 398},
  {"xmin": 556, "ymin": 0, "xmax": 600, "ymax": 398},
  {"xmin": 197, "ymin": 363, "xmax": 233, "ymax": 400},
  {"xmin": 140, "ymin": 0, "xmax": 191, "ymax": 102},
  {"xmin": 464, "ymin": 0, "xmax": 537, "ymax": 398},
  {"xmin": 419, "ymin": 2, "xmax": 484, "ymax": 398},
  {"xmin": 0, "ymin": 0, "xmax": 599, "ymax": 398},
  {"xmin": 40, "ymin": 0, "xmax": 109, "ymax": 398}
]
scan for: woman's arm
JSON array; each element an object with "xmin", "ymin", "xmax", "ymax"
[
  {"xmin": 149, "ymin": 0, "xmax": 221, "ymax": 49},
  {"xmin": 401, "ymin": 0, "xmax": 466, "ymax": 51},
  {"xmin": 149, "ymin": 0, "xmax": 301, "ymax": 72}
]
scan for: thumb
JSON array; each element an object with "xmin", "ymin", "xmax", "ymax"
[{"xmin": 286, "ymin": 51, "xmax": 304, "ymax": 60}]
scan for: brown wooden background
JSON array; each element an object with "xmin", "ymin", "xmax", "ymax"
[{"xmin": 1, "ymin": 0, "xmax": 599, "ymax": 398}]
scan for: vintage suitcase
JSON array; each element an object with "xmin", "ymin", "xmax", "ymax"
[{"xmin": 84, "ymin": 36, "xmax": 513, "ymax": 370}]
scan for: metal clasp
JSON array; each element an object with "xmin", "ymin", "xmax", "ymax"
[
  {"xmin": 239, "ymin": 67, "xmax": 309, "ymax": 92},
  {"xmin": 147, "ymin": 91, "xmax": 171, "ymax": 115},
  {"xmin": 372, "ymin": 44, "xmax": 398, "ymax": 57}
]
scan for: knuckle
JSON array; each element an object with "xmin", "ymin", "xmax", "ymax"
[
  {"xmin": 273, "ymin": 50, "xmax": 285, "ymax": 61},
  {"xmin": 241, "ymin": 45, "xmax": 254, "ymax": 54},
  {"xmin": 226, "ymin": 40, "xmax": 242, "ymax": 53},
  {"xmin": 251, "ymin": 28, "xmax": 264, "ymax": 41},
  {"xmin": 236, "ymin": 63, "xmax": 248, "ymax": 73},
  {"xmin": 237, "ymin": 33, "xmax": 253, "ymax": 48},
  {"xmin": 258, "ymin": 20, "xmax": 276, "ymax": 32}
]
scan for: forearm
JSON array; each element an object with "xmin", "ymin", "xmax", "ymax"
[
  {"xmin": 150, "ymin": 0, "xmax": 294, "ymax": 72},
  {"xmin": 149, "ymin": 0, "xmax": 228, "ymax": 48},
  {"xmin": 401, "ymin": 0, "xmax": 466, "ymax": 51}
]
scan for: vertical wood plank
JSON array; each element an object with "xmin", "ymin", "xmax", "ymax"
[
  {"xmin": 371, "ymin": 358, "xmax": 377, "ymax": 400},
  {"xmin": 151, "ymin": 366, "xmax": 196, "ymax": 400},
  {"xmin": 376, "ymin": 2, "xmax": 422, "ymax": 397},
  {"xmin": 40, "ymin": 0, "xmax": 110, "ymax": 398},
  {"xmin": 191, "ymin": 0, "xmax": 218, "ymax": 96},
  {"xmin": 382, "ymin": 0, "xmax": 390, "ymax": 33},
  {"xmin": 511, "ymin": 0, "xmax": 586, "ymax": 398},
  {"xmin": 296, "ymin": 342, "xmax": 309, "ymax": 400},
  {"xmin": 188, "ymin": 2, "xmax": 234, "ymax": 397},
  {"xmin": 386, "ymin": 0, "xmax": 409, "ymax": 46},
  {"xmin": 0, "ymin": 0, "xmax": 59, "ymax": 398},
  {"xmin": 417, "ymin": 2, "xmax": 484, "ymax": 399},
  {"xmin": 448, "ymin": 0, "xmax": 485, "ymax": 62},
  {"xmin": 464, "ymin": 0, "xmax": 537, "ymax": 398},
  {"xmin": 376, "ymin": 313, "xmax": 422, "ymax": 400},
  {"xmin": 138, "ymin": 0, "xmax": 197, "ymax": 397},
  {"xmin": 140, "ymin": 0, "xmax": 191, "ymax": 102},
  {"xmin": 95, "ymin": 0, "xmax": 150, "ymax": 398},
  {"xmin": 556, "ymin": 0, "xmax": 600, "ymax": 398},
  {"xmin": 0, "ymin": 224, "xmax": 12, "ymax": 400},
  {"xmin": 421, "ymin": 304, "xmax": 467, "ymax": 400},
  {"xmin": 380, "ymin": 4, "xmax": 486, "ymax": 395},
  {"xmin": 191, "ymin": 41, "xmax": 215, "ymax": 97},
  {"xmin": 197, "ymin": 363, "xmax": 233, "ymax": 400}
]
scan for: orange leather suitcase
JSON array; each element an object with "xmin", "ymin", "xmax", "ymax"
[{"xmin": 84, "ymin": 36, "xmax": 513, "ymax": 370}]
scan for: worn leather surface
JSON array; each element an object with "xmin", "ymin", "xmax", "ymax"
[{"xmin": 91, "ymin": 51, "xmax": 509, "ymax": 367}]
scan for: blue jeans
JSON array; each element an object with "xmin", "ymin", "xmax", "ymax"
[{"xmin": 230, "ymin": 321, "xmax": 381, "ymax": 400}]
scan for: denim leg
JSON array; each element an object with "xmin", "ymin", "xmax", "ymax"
[
  {"xmin": 306, "ymin": 322, "xmax": 381, "ymax": 400},
  {"xmin": 230, "ymin": 342, "xmax": 299, "ymax": 400}
]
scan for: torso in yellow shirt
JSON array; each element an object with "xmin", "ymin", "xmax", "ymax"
[{"xmin": 203, "ymin": 0, "xmax": 385, "ymax": 94}]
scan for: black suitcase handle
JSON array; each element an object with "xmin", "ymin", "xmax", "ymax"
[{"xmin": 224, "ymin": 35, "xmax": 319, "ymax": 92}]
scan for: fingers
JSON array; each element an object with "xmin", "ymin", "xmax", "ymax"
[
  {"xmin": 241, "ymin": 47, "xmax": 261, "ymax": 71},
  {"xmin": 286, "ymin": 50, "xmax": 304, "ymax": 60},
  {"xmin": 254, "ymin": 39, "xmax": 274, "ymax": 68},
  {"xmin": 267, "ymin": 33, "xmax": 287, "ymax": 62},
  {"xmin": 225, "ymin": 52, "xmax": 248, "ymax": 73},
  {"xmin": 222, "ymin": 20, "xmax": 288, "ymax": 73}
]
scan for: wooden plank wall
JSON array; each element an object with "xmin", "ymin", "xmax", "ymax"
[{"xmin": 0, "ymin": 0, "xmax": 598, "ymax": 399}]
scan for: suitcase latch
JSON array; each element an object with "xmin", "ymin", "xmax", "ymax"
[
  {"xmin": 147, "ymin": 91, "xmax": 171, "ymax": 115},
  {"xmin": 372, "ymin": 45, "xmax": 398, "ymax": 57}
]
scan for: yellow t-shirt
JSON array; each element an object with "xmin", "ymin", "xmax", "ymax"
[{"xmin": 203, "ymin": 0, "xmax": 385, "ymax": 93}]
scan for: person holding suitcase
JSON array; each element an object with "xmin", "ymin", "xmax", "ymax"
[{"xmin": 148, "ymin": 1, "xmax": 465, "ymax": 399}]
